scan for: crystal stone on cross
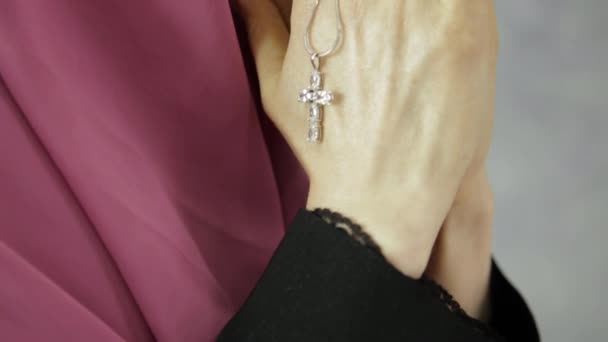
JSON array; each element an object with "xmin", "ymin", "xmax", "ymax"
[{"xmin": 299, "ymin": 71, "xmax": 333, "ymax": 107}]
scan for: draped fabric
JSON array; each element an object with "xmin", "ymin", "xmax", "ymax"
[{"xmin": 0, "ymin": 1, "xmax": 308, "ymax": 341}]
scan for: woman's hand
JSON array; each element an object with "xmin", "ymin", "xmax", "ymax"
[{"xmin": 238, "ymin": 0, "xmax": 498, "ymax": 279}]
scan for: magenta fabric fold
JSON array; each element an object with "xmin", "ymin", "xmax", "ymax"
[{"xmin": 0, "ymin": 1, "xmax": 308, "ymax": 341}]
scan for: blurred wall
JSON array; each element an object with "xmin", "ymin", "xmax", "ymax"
[{"xmin": 491, "ymin": 1, "xmax": 607, "ymax": 341}]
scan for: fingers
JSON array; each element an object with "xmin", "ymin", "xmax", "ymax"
[{"xmin": 236, "ymin": 0, "xmax": 289, "ymax": 104}]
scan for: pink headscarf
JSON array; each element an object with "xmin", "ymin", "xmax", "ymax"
[{"xmin": 0, "ymin": 1, "xmax": 307, "ymax": 341}]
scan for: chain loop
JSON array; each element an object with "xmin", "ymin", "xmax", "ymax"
[{"xmin": 304, "ymin": 0, "xmax": 343, "ymax": 59}]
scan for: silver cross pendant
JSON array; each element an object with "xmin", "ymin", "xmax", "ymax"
[{"xmin": 298, "ymin": 70, "xmax": 334, "ymax": 143}]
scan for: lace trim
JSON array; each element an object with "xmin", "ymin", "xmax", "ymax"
[
  {"xmin": 419, "ymin": 277, "xmax": 505, "ymax": 341},
  {"xmin": 310, "ymin": 208, "xmax": 505, "ymax": 341},
  {"xmin": 311, "ymin": 208, "xmax": 383, "ymax": 255}
]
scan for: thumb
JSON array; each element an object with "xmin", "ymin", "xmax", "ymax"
[{"xmin": 235, "ymin": 0, "xmax": 289, "ymax": 105}]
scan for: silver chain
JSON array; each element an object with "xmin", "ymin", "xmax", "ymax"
[{"xmin": 304, "ymin": 0, "xmax": 343, "ymax": 60}]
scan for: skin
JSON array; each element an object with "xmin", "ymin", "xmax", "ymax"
[{"xmin": 237, "ymin": 0, "xmax": 497, "ymax": 320}]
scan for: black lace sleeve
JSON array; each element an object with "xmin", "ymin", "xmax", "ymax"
[
  {"xmin": 312, "ymin": 208, "xmax": 507, "ymax": 340},
  {"xmin": 218, "ymin": 209, "xmax": 538, "ymax": 342}
]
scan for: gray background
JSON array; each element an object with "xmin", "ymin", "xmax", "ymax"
[{"xmin": 492, "ymin": 1, "xmax": 607, "ymax": 340}]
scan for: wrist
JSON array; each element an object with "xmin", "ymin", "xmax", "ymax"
[{"xmin": 306, "ymin": 184, "xmax": 449, "ymax": 279}]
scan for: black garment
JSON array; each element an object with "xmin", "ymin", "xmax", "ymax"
[{"xmin": 218, "ymin": 210, "xmax": 539, "ymax": 341}]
